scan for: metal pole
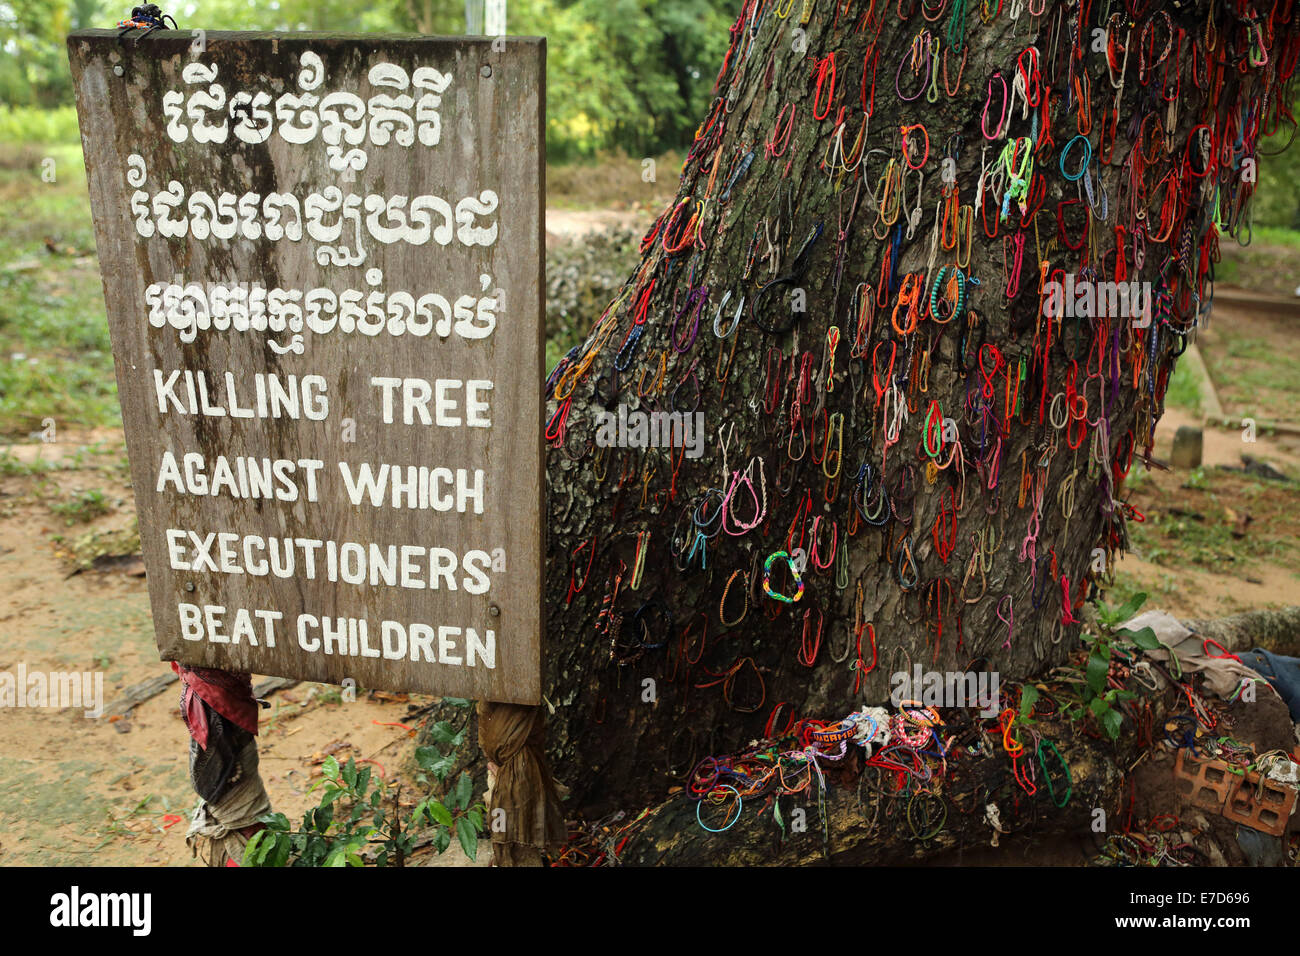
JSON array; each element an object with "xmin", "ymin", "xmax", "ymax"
[{"xmin": 485, "ymin": 0, "xmax": 506, "ymax": 36}]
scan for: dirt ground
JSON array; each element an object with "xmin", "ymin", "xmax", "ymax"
[
  {"xmin": 1116, "ymin": 405, "xmax": 1300, "ymax": 617},
  {"xmin": 1196, "ymin": 301, "xmax": 1300, "ymax": 424},
  {"xmin": 0, "ymin": 430, "xmax": 487, "ymax": 866}
]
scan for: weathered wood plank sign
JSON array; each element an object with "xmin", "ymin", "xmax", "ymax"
[{"xmin": 67, "ymin": 31, "xmax": 545, "ymax": 704}]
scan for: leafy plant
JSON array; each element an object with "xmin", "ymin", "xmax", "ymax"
[
  {"xmin": 1066, "ymin": 591, "xmax": 1161, "ymax": 741},
  {"xmin": 49, "ymin": 487, "xmax": 110, "ymax": 524},
  {"xmin": 244, "ymin": 702, "xmax": 483, "ymax": 867},
  {"xmin": 243, "ymin": 755, "xmax": 483, "ymax": 867},
  {"xmin": 1018, "ymin": 683, "xmax": 1039, "ymax": 723}
]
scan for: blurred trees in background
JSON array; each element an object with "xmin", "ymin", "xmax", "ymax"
[
  {"xmin": 1253, "ymin": 126, "xmax": 1300, "ymax": 231},
  {"xmin": 5, "ymin": 0, "xmax": 1297, "ymax": 224},
  {"xmin": 0, "ymin": 0, "xmax": 102, "ymax": 107},
  {"xmin": 1, "ymin": 0, "xmax": 733, "ymax": 160}
]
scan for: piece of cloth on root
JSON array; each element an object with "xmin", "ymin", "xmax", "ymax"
[
  {"xmin": 173, "ymin": 662, "xmax": 259, "ymax": 750},
  {"xmin": 477, "ymin": 700, "xmax": 566, "ymax": 867},
  {"xmin": 186, "ymin": 735, "xmax": 272, "ymax": 867},
  {"xmin": 1123, "ymin": 610, "xmax": 1276, "ymax": 700}
]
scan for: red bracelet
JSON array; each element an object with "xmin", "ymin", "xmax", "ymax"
[{"xmin": 900, "ymin": 122, "xmax": 930, "ymax": 169}]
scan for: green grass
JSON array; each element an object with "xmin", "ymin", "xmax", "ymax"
[
  {"xmin": 1164, "ymin": 355, "xmax": 1203, "ymax": 415},
  {"xmin": 1251, "ymin": 225, "xmax": 1300, "ymax": 250},
  {"xmin": 1130, "ymin": 479, "xmax": 1292, "ymax": 570},
  {"xmin": 0, "ymin": 107, "xmax": 81, "ymax": 146},
  {"xmin": 49, "ymin": 488, "xmax": 112, "ymax": 525},
  {"xmin": 0, "ymin": 142, "xmax": 118, "ymax": 439},
  {"xmin": 0, "ymin": 449, "xmax": 67, "ymax": 476},
  {"xmin": 1201, "ymin": 331, "xmax": 1300, "ymax": 423}
]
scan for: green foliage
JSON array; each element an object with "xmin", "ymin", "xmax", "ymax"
[
  {"xmin": 178, "ymin": 0, "xmax": 406, "ymax": 33},
  {"xmin": 49, "ymin": 487, "xmax": 111, "ymax": 524},
  {"xmin": 1064, "ymin": 592, "xmax": 1159, "ymax": 740},
  {"xmin": 244, "ymin": 700, "xmax": 480, "ymax": 867},
  {"xmin": 244, "ymin": 756, "xmax": 483, "ymax": 867},
  {"xmin": 546, "ymin": 226, "xmax": 641, "ymax": 358},
  {"xmin": 1253, "ymin": 122, "xmax": 1300, "ymax": 230},
  {"xmin": 0, "ymin": 106, "xmax": 81, "ymax": 145},
  {"xmin": 507, "ymin": 0, "xmax": 736, "ymax": 159},
  {"xmin": 0, "ymin": 0, "xmax": 104, "ymax": 107}
]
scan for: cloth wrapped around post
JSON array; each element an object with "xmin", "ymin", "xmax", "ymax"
[
  {"xmin": 173, "ymin": 663, "xmax": 271, "ymax": 866},
  {"xmin": 476, "ymin": 700, "xmax": 567, "ymax": 866}
]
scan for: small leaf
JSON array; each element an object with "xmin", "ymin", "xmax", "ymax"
[
  {"xmin": 341, "ymin": 758, "xmax": 357, "ymax": 789},
  {"xmin": 267, "ymin": 834, "xmax": 291, "ymax": 868},
  {"xmin": 1112, "ymin": 592, "xmax": 1147, "ymax": 624},
  {"xmin": 258, "ymin": 811, "xmax": 291, "ymax": 832},
  {"xmin": 321, "ymin": 755, "xmax": 340, "ymax": 780},
  {"xmin": 427, "ymin": 800, "xmax": 453, "ymax": 827},
  {"xmin": 243, "ymin": 830, "xmax": 271, "ymax": 866},
  {"xmin": 455, "ymin": 771, "xmax": 473, "ymax": 810},
  {"xmin": 428, "ymin": 721, "xmax": 459, "ymax": 746},
  {"xmin": 1019, "ymin": 684, "xmax": 1040, "ymax": 720},
  {"xmin": 1100, "ymin": 706, "xmax": 1124, "ymax": 740},
  {"xmin": 1118, "ymin": 626, "xmax": 1160, "ymax": 650},
  {"xmin": 1086, "ymin": 650, "xmax": 1110, "ymax": 695},
  {"xmin": 456, "ymin": 817, "xmax": 478, "ymax": 861},
  {"xmin": 415, "ymin": 746, "xmax": 455, "ymax": 779}
]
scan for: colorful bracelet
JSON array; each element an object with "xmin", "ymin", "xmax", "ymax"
[{"xmin": 762, "ymin": 550, "xmax": 805, "ymax": 603}]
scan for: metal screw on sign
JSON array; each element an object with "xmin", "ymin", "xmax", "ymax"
[
  {"xmin": 481, "ymin": 64, "xmax": 492, "ymax": 78},
  {"xmin": 489, "ymin": 604, "xmax": 500, "ymax": 617}
]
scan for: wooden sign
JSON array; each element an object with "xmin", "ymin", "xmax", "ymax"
[{"xmin": 67, "ymin": 31, "xmax": 545, "ymax": 704}]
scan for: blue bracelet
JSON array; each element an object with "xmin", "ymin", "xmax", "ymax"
[{"xmin": 1060, "ymin": 134, "xmax": 1092, "ymax": 182}]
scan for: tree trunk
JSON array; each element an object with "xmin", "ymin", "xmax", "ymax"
[{"xmin": 527, "ymin": 0, "xmax": 1297, "ymax": 827}]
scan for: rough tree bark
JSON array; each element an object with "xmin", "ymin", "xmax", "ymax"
[{"xmin": 507, "ymin": 0, "xmax": 1297, "ymax": 843}]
